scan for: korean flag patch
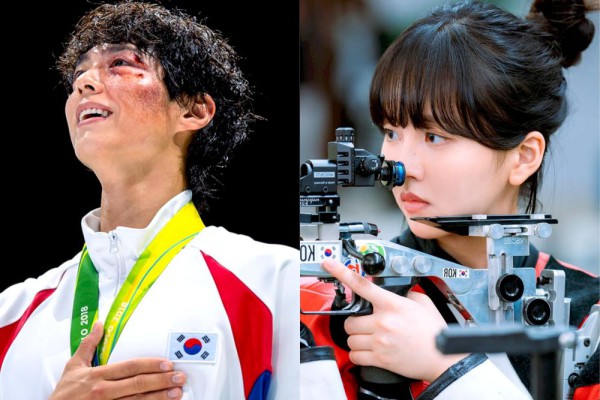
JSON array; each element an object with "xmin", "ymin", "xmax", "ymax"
[{"xmin": 168, "ymin": 333, "xmax": 218, "ymax": 363}]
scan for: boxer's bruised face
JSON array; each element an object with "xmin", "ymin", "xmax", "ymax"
[{"xmin": 65, "ymin": 43, "xmax": 184, "ymax": 174}]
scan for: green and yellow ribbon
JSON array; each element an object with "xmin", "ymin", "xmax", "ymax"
[{"xmin": 70, "ymin": 201, "xmax": 204, "ymax": 365}]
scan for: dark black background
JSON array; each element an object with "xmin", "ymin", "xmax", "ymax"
[{"xmin": 1, "ymin": 1, "xmax": 298, "ymax": 291}]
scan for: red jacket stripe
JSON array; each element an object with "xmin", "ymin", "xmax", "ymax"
[
  {"xmin": 573, "ymin": 383, "xmax": 599, "ymax": 400},
  {"xmin": 536, "ymin": 251, "xmax": 598, "ymax": 279},
  {"xmin": 203, "ymin": 251, "xmax": 273, "ymax": 398},
  {"xmin": 0, "ymin": 289, "xmax": 55, "ymax": 370}
]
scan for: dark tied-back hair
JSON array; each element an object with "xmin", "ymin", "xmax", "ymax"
[
  {"xmin": 57, "ymin": 1, "xmax": 257, "ymax": 213},
  {"xmin": 370, "ymin": 0, "xmax": 595, "ymax": 213}
]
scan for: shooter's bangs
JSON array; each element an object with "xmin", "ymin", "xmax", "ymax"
[{"xmin": 370, "ymin": 21, "xmax": 503, "ymax": 148}]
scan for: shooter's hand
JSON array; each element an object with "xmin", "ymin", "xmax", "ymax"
[
  {"xmin": 322, "ymin": 259, "xmax": 468, "ymax": 382},
  {"xmin": 50, "ymin": 322, "xmax": 186, "ymax": 400}
]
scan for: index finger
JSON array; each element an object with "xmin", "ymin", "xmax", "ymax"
[
  {"xmin": 321, "ymin": 259, "xmax": 393, "ymax": 308},
  {"xmin": 102, "ymin": 358, "xmax": 176, "ymax": 380},
  {"xmin": 71, "ymin": 321, "xmax": 104, "ymax": 366}
]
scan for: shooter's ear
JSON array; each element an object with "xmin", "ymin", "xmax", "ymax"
[{"xmin": 508, "ymin": 131, "xmax": 545, "ymax": 186}]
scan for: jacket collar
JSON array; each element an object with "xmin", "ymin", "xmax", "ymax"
[{"xmin": 80, "ymin": 190, "xmax": 193, "ymax": 276}]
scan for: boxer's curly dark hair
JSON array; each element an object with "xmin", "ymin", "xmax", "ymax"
[{"xmin": 57, "ymin": 0, "xmax": 257, "ymax": 213}]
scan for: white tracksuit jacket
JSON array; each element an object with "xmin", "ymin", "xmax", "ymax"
[{"xmin": 0, "ymin": 191, "xmax": 299, "ymax": 400}]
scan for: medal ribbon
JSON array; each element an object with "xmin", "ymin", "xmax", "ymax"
[{"xmin": 70, "ymin": 201, "xmax": 204, "ymax": 365}]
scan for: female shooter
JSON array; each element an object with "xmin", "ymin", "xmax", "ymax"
[{"xmin": 300, "ymin": 0, "xmax": 599, "ymax": 399}]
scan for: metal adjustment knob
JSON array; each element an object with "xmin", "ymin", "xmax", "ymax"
[
  {"xmin": 496, "ymin": 274, "xmax": 524, "ymax": 302},
  {"xmin": 390, "ymin": 256, "xmax": 410, "ymax": 275},
  {"xmin": 522, "ymin": 297, "xmax": 551, "ymax": 325},
  {"xmin": 534, "ymin": 223, "xmax": 552, "ymax": 238},
  {"xmin": 485, "ymin": 224, "xmax": 504, "ymax": 240},
  {"xmin": 362, "ymin": 252, "xmax": 385, "ymax": 276},
  {"xmin": 412, "ymin": 256, "xmax": 432, "ymax": 274}
]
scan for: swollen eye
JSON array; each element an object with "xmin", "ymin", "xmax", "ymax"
[{"xmin": 112, "ymin": 59, "xmax": 127, "ymax": 67}]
